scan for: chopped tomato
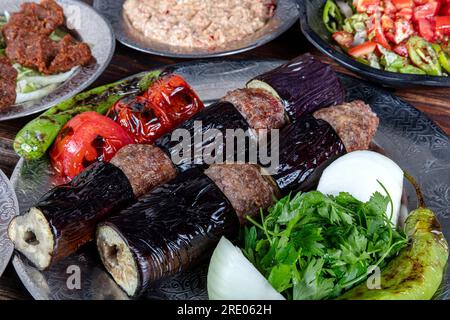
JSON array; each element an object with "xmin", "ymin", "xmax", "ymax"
[
  {"xmin": 417, "ymin": 17, "xmax": 436, "ymax": 41},
  {"xmin": 332, "ymin": 31, "xmax": 354, "ymax": 48},
  {"xmin": 386, "ymin": 30, "xmax": 396, "ymax": 42},
  {"xmin": 50, "ymin": 112, "xmax": 134, "ymax": 179},
  {"xmin": 394, "ymin": 18, "xmax": 414, "ymax": 43},
  {"xmin": 354, "ymin": 0, "xmax": 380, "ymax": 13},
  {"xmin": 381, "ymin": 14, "xmax": 395, "ymax": 30},
  {"xmin": 392, "ymin": 0, "xmax": 414, "ymax": 10},
  {"xmin": 384, "ymin": 0, "xmax": 398, "ymax": 14},
  {"xmin": 394, "ymin": 43, "xmax": 409, "ymax": 56},
  {"xmin": 413, "ymin": 1, "xmax": 441, "ymax": 21},
  {"xmin": 396, "ymin": 7, "xmax": 414, "ymax": 20},
  {"xmin": 348, "ymin": 41, "xmax": 378, "ymax": 57},
  {"xmin": 440, "ymin": 2, "xmax": 450, "ymax": 16},
  {"xmin": 370, "ymin": 13, "xmax": 392, "ymax": 49},
  {"xmin": 436, "ymin": 16, "xmax": 450, "ymax": 35}
]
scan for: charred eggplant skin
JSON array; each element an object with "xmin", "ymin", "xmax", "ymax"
[
  {"xmin": 155, "ymin": 101, "xmax": 251, "ymax": 172},
  {"xmin": 37, "ymin": 162, "xmax": 134, "ymax": 266},
  {"xmin": 100, "ymin": 168, "xmax": 240, "ymax": 296},
  {"xmin": 270, "ymin": 115, "xmax": 346, "ymax": 196},
  {"xmin": 247, "ymin": 53, "xmax": 345, "ymax": 120}
]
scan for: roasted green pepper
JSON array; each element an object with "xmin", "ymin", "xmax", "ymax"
[
  {"xmin": 399, "ymin": 65, "xmax": 427, "ymax": 75},
  {"xmin": 14, "ymin": 70, "xmax": 162, "ymax": 160},
  {"xmin": 338, "ymin": 174, "xmax": 449, "ymax": 300},
  {"xmin": 432, "ymin": 44, "xmax": 450, "ymax": 74},
  {"xmin": 339, "ymin": 207, "xmax": 448, "ymax": 300},
  {"xmin": 323, "ymin": 0, "xmax": 344, "ymax": 33},
  {"xmin": 407, "ymin": 36, "xmax": 442, "ymax": 76}
]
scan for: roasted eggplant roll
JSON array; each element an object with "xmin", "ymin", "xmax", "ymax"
[
  {"xmin": 8, "ymin": 162, "xmax": 134, "ymax": 270},
  {"xmin": 96, "ymin": 168, "xmax": 240, "ymax": 296},
  {"xmin": 269, "ymin": 115, "xmax": 346, "ymax": 196},
  {"xmin": 247, "ymin": 53, "xmax": 345, "ymax": 120},
  {"xmin": 8, "ymin": 144, "xmax": 177, "ymax": 270},
  {"xmin": 155, "ymin": 101, "xmax": 251, "ymax": 172}
]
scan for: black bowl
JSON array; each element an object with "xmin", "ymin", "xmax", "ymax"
[{"xmin": 299, "ymin": 0, "xmax": 450, "ymax": 87}]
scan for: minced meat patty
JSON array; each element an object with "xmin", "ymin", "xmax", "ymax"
[
  {"xmin": 223, "ymin": 88, "xmax": 287, "ymax": 133},
  {"xmin": 205, "ymin": 164, "xmax": 278, "ymax": 224},
  {"xmin": 110, "ymin": 144, "xmax": 177, "ymax": 198},
  {"xmin": 0, "ymin": 56, "xmax": 18, "ymax": 110},
  {"xmin": 2, "ymin": 0, "xmax": 92, "ymax": 75},
  {"xmin": 314, "ymin": 100, "xmax": 379, "ymax": 152}
]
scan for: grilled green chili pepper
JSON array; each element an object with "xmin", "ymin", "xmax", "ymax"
[
  {"xmin": 14, "ymin": 70, "xmax": 162, "ymax": 160},
  {"xmin": 339, "ymin": 207, "xmax": 448, "ymax": 300},
  {"xmin": 407, "ymin": 36, "xmax": 442, "ymax": 76},
  {"xmin": 398, "ymin": 65, "xmax": 427, "ymax": 75},
  {"xmin": 432, "ymin": 44, "xmax": 450, "ymax": 74},
  {"xmin": 338, "ymin": 173, "xmax": 449, "ymax": 300},
  {"xmin": 323, "ymin": 0, "xmax": 344, "ymax": 33}
]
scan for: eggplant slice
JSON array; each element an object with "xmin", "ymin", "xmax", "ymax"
[
  {"xmin": 155, "ymin": 101, "xmax": 251, "ymax": 172},
  {"xmin": 97, "ymin": 168, "xmax": 239, "ymax": 297},
  {"xmin": 268, "ymin": 115, "xmax": 347, "ymax": 196},
  {"xmin": 8, "ymin": 162, "xmax": 134, "ymax": 270},
  {"xmin": 247, "ymin": 53, "xmax": 345, "ymax": 120}
]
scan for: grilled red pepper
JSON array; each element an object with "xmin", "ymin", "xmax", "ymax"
[{"xmin": 108, "ymin": 74, "xmax": 204, "ymax": 144}]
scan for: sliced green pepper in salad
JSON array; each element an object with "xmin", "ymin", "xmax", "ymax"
[{"xmin": 323, "ymin": 0, "xmax": 450, "ymax": 76}]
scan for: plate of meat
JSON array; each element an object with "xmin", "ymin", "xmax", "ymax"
[
  {"xmin": 4, "ymin": 56, "xmax": 450, "ymax": 300},
  {"xmin": 0, "ymin": 0, "xmax": 115, "ymax": 121}
]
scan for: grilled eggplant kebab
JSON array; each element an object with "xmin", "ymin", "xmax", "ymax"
[
  {"xmin": 8, "ymin": 54, "xmax": 347, "ymax": 270},
  {"xmin": 95, "ymin": 102, "xmax": 378, "ymax": 296}
]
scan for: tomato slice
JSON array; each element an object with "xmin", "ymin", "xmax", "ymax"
[
  {"xmin": 440, "ymin": 3, "xmax": 450, "ymax": 16},
  {"xmin": 354, "ymin": 0, "xmax": 380, "ymax": 13},
  {"xmin": 396, "ymin": 7, "xmax": 414, "ymax": 20},
  {"xmin": 384, "ymin": 0, "xmax": 398, "ymax": 15},
  {"xmin": 436, "ymin": 15, "xmax": 450, "ymax": 35},
  {"xmin": 413, "ymin": 1, "xmax": 441, "ymax": 21},
  {"xmin": 370, "ymin": 13, "xmax": 392, "ymax": 49},
  {"xmin": 332, "ymin": 31, "xmax": 354, "ymax": 48},
  {"xmin": 417, "ymin": 17, "xmax": 436, "ymax": 41},
  {"xmin": 392, "ymin": 0, "xmax": 413, "ymax": 10},
  {"xmin": 381, "ymin": 14, "xmax": 395, "ymax": 30},
  {"xmin": 50, "ymin": 112, "xmax": 134, "ymax": 179},
  {"xmin": 348, "ymin": 41, "xmax": 378, "ymax": 57}
]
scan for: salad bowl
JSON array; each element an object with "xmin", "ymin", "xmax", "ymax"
[{"xmin": 299, "ymin": 0, "xmax": 450, "ymax": 87}]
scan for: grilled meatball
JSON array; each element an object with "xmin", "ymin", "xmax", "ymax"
[
  {"xmin": 223, "ymin": 88, "xmax": 287, "ymax": 133},
  {"xmin": 0, "ymin": 56, "xmax": 18, "ymax": 110},
  {"xmin": 111, "ymin": 144, "xmax": 177, "ymax": 197},
  {"xmin": 314, "ymin": 100, "xmax": 379, "ymax": 152},
  {"xmin": 205, "ymin": 164, "xmax": 278, "ymax": 224}
]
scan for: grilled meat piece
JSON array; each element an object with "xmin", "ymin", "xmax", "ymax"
[{"xmin": 314, "ymin": 100, "xmax": 379, "ymax": 152}]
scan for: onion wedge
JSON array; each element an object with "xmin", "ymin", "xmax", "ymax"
[{"xmin": 207, "ymin": 237, "xmax": 285, "ymax": 300}]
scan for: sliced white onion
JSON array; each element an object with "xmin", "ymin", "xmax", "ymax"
[
  {"xmin": 317, "ymin": 151, "xmax": 404, "ymax": 226},
  {"xmin": 337, "ymin": 1, "xmax": 353, "ymax": 18},
  {"xmin": 207, "ymin": 237, "xmax": 285, "ymax": 300},
  {"xmin": 4, "ymin": 11, "xmax": 10, "ymax": 21},
  {"xmin": 21, "ymin": 67, "xmax": 78, "ymax": 87},
  {"xmin": 353, "ymin": 30, "xmax": 367, "ymax": 46},
  {"xmin": 15, "ymin": 84, "xmax": 57, "ymax": 104}
]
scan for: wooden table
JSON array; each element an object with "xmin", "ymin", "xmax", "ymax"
[{"xmin": 1, "ymin": 4, "xmax": 449, "ymax": 301}]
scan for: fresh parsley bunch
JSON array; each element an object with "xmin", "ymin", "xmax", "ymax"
[{"xmin": 243, "ymin": 190, "xmax": 407, "ymax": 300}]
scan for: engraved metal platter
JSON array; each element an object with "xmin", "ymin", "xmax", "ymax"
[
  {"xmin": 0, "ymin": 169, "xmax": 19, "ymax": 278},
  {"xmin": 93, "ymin": 0, "xmax": 299, "ymax": 58},
  {"xmin": 0, "ymin": 0, "xmax": 115, "ymax": 121},
  {"xmin": 6, "ymin": 59, "xmax": 450, "ymax": 300}
]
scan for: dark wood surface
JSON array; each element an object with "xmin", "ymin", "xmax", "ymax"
[{"xmin": 0, "ymin": 2, "xmax": 449, "ymax": 301}]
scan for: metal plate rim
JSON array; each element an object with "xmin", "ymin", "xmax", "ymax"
[{"xmin": 0, "ymin": 168, "xmax": 19, "ymax": 278}]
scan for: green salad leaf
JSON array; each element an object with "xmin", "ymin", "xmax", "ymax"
[{"xmin": 243, "ymin": 189, "xmax": 407, "ymax": 300}]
